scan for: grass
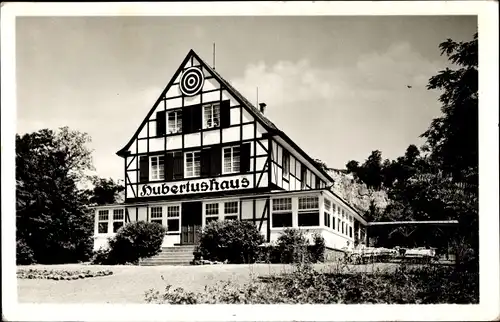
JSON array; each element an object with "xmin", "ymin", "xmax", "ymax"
[{"xmin": 17, "ymin": 262, "xmax": 405, "ymax": 303}]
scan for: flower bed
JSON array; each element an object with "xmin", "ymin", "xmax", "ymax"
[{"xmin": 17, "ymin": 268, "xmax": 113, "ymax": 280}]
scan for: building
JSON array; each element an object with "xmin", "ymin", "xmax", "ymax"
[{"xmin": 93, "ymin": 50, "xmax": 368, "ymax": 255}]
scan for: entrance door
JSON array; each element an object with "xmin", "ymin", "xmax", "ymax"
[{"xmin": 181, "ymin": 201, "xmax": 202, "ymax": 245}]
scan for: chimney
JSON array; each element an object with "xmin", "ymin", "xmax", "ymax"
[{"xmin": 259, "ymin": 103, "xmax": 267, "ymax": 114}]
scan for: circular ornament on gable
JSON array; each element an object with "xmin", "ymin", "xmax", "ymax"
[{"xmin": 179, "ymin": 67, "xmax": 205, "ymax": 96}]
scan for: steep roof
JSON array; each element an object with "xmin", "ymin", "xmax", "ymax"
[{"xmin": 116, "ymin": 49, "xmax": 334, "ymax": 183}]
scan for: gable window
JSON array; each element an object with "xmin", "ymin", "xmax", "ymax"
[
  {"xmin": 167, "ymin": 205, "xmax": 180, "ymax": 233},
  {"xmin": 298, "ymin": 196, "xmax": 320, "ymax": 227},
  {"xmin": 223, "ymin": 146, "xmax": 240, "ymax": 174},
  {"xmin": 185, "ymin": 151, "xmax": 201, "ymax": 178},
  {"xmin": 150, "ymin": 155, "xmax": 165, "ymax": 181},
  {"xmin": 271, "ymin": 197, "xmax": 292, "ymax": 228},
  {"xmin": 205, "ymin": 203, "xmax": 219, "ymax": 224},
  {"xmin": 167, "ymin": 110, "xmax": 182, "ymax": 134},
  {"xmin": 282, "ymin": 150, "xmax": 290, "ymax": 179},
  {"xmin": 150, "ymin": 206, "xmax": 163, "ymax": 225},
  {"xmin": 203, "ymin": 103, "xmax": 220, "ymax": 129},
  {"xmin": 98, "ymin": 210, "xmax": 109, "ymax": 234},
  {"xmin": 113, "ymin": 209, "xmax": 125, "ymax": 233},
  {"xmin": 224, "ymin": 201, "xmax": 239, "ymax": 221}
]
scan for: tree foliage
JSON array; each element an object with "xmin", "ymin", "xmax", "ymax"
[
  {"xmin": 343, "ymin": 33, "xmax": 478, "ymax": 253},
  {"xmin": 85, "ymin": 176, "xmax": 125, "ymax": 206},
  {"xmin": 16, "ymin": 127, "xmax": 95, "ymax": 264}
]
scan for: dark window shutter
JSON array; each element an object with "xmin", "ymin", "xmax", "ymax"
[
  {"xmin": 240, "ymin": 143, "xmax": 251, "ymax": 173},
  {"xmin": 200, "ymin": 149, "xmax": 211, "ymax": 178},
  {"xmin": 156, "ymin": 111, "xmax": 166, "ymax": 136},
  {"xmin": 139, "ymin": 156, "xmax": 149, "ymax": 182},
  {"xmin": 173, "ymin": 152, "xmax": 184, "ymax": 179},
  {"xmin": 220, "ymin": 100, "xmax": 231, "ymax": 128},
  {"xmin": 183, "ymin": 106, "xmax": 193, "ymax": 133},
  {"xmin": 165, "ymin": 153, "xmax": 174, "ymax": 180},
  {"xmin": 210, "ymin": 146, "xmax": 222, "ymax": 176},
  {"xmin": 192, "ymin": 104, "xmax": 202, "ymax": 132}
]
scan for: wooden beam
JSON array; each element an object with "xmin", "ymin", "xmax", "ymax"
[{"xmin": 368, "ymin": 220, "xmax": 459, "ymax": 226}]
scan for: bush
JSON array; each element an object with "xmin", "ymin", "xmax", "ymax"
[
  {"xmin": 16, "ymin": 239, "xmax": 36, "ymax": 265},
  {"xmin": 199, "ymin": 220, "xmax": 265, "ymax": 264},
  {"xmin": 17, "ymin": 268, "xmax": 113, "ymax": 280},
  {"xmin": 108, "ymin": 221, "xmax": 166, "ymax": 264},
  {"xmin": 145, "ymin": 263, "xmax": 479, "ymax": 304},
  {"xmin": 90, "ymin": 247, "xmax": 114, "ymax": 265},
  {"xmin": 276, "ymin": 228, "xmax": 310, "ymax": 264},
  {"xmin": 309, "ymin": 233, "xmax": 326, "ymax": 263}
]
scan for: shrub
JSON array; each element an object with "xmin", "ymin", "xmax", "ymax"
[
  {"xmin": 199, "ymin": 220, "xmax": 265, "ymax": 263},
  {"xmin": 309, "ymin": 232, "xmax": 326, "ymax": 263},
  {"xmin": 16, "ymin": 239, "xmax": 36, "ymax": 265},
  {"xmin": 108, "ymin": 221, "xmax": 166, "ymax": 264},
  {"xmin": 17, "ymin": 268, "xmax": 113, "ymax": 280},
  {"xmin": 90, "ymin": 247, "xmax": 114, "ymax": 265},
  {"xmin": 276, "ymin": 228, "xmax": 310, "ymax": 264},
  {"xmin": 145, "ymin": 263, "xmax": 479, "ymax": 304}
]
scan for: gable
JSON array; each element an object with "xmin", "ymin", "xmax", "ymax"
[{"xmin": 117, "ymin": 50, "xmax": 273, "ymax": 157}]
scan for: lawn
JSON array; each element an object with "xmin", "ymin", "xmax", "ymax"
[{"xmin": 17, "ymin": 262, "xmax": 402, "ymax": 303}]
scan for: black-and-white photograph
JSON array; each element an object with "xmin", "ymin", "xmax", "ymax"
[{"xmin": 2, "ymin": 2, "xmax": 499, "ymax": 321}]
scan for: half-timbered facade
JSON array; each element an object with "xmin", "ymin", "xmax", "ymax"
[{"xmin": 93, "ymin": 50, "xmax": 367, "ymax": 252}]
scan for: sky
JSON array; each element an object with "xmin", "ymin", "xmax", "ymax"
[{"xmin": 16, "ymin": 15, "xmax": 478, "ymax": 181}]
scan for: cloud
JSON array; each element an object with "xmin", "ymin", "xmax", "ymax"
[{"xmin": 229, "ymin": 42, "xmax": 444, "ymax": 168}]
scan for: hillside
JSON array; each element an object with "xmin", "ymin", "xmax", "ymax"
[{"xmin": 327, "ymin": 169, "xmax": 389, "ymax": 215}]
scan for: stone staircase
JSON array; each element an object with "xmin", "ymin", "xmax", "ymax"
[{"xmin": 139, "ymin": 245, "xmax": 196, "ymax": 266}]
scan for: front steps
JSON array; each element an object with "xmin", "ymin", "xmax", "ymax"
[{"xmin": 139, "ymin": 245, "xmax": 196, "ymax": 266}]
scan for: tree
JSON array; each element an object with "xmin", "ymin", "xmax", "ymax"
[
  {"xmin": 16, "ymin": 127, "xmax": 95, "ymax": 264},
  {"xmin": 86, "ymin": 177, "xmax": 125, "ymax": 206},
  {"xmin": 421, "ymin": 32, "xmax": 478, "ymax": 189}
]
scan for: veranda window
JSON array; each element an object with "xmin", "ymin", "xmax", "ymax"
[
  {"xmin": 167, "ymin": 206, "xmax": 180, "ymax": 233},
  {"xmin": 224, "ymin": 201, "xmax": 239, "ymax": 221},
  {"xmin": 205, "ymin": 203, "xmax": 219, "ymax": 224},
  {"xmin": 324, "ymin": 199, "xmax": 332, "ymax": 228},
  {"xmin": 150, "ymin": 207, "xmax": 163, "ymax": 225},
  {"xmin": 271, "ymin": 197, "xmax": 292, "ymax": 228},
  {"xmin": 98, "ymin": 210, "xmax": 109, "ymax": 234},
  {"xmin": 204, "ymin": 103, "xmax": 220, "ymax": 129},
  {"xmin": 298, "ymin": 196, "xmax": 319, "ymax": 227},
  {"xmin": 167, "ymin": 110, "xmax": 182, "ymax": 134},
  {"xmin": 113, "ymin": 209, "xmax": 125, "ymax": 233},
  {"xmin": 223, "ymin": 146, "xmax": 241, "ymax": 174},
  {"xmin": 150, "ymin": 155, "xmax": 165, "ymax": 181},
  {"xmin": 185, "ymin": 151, "xmax": 201, "ymax": 178}
]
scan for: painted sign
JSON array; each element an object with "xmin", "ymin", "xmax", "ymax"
[{"xmin": 139, "ymin": 174, "xmax": 253, "ymax": 197}]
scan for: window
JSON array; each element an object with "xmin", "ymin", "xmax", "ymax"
[
  {"xmin": 299, "ymin": 196, "xmax": 319, "ymax": 210},
  {"xmin": 324, "ymin": 212, "xmax": 331, "ymax": 228},
  {"xmin": 349, "ymin": 226, "xmax": 353, "ymax": 238},
  {"xmin": 271, "ymin": 198, "xmax": 292, "ymax": 228},
  {"xmin": 301, "ymin": 167, "xmax": 307, "ymax": 189},
  {"xmin": 150, "ymin": 155, "xmax": 165, "ymax": 181},
  {"xmin": 113, "ymin": 209, "xmax": 125, "ymax": 233},
  {"xmin": 224, "ymin": 201, "xmax": 239, "ymax": 220},
  {"xmin": 332, "ymin": 215, "xmax": 336, "ymax": 230},
  {"xmin": 167, "ymin": 110, "xmax": 182, "ymax": 134},
  {"xmin": 205, "ymin": 203, "xmax": 219, "ymax": 224},
  {"xmin": 204, "ymin": 103, "xmax": 220, "ymax": 129},
  {"xmin": 273, "ymin": 198, "xmax": 292, "ymax": 211},
  {"xmin": 282, "ymin": 150, "xmax": 290, "ymax": 178},
  {"xmin": 324, "ymin": 199, "xmax": 332, "ymax": 212},
  {"xmin": 150, "ymin": 206, "xmax": 163, "ymax": 225},
  {"xmin": 337, "ymin": 218, "xmax": 341, "ymax": 232},
  {"xmin": 223, "ymin": 146, "xmax": 240, "ymax": 174},
  {"xmin": 298, "ymin": 196, "xmax": 320, "ymax": 227},
  {"xmin": 185, "ymin": 151, "xmax": 201, "ymax": 178},
  {"xmin": 167, "ymin": 206, "xmax": 180, "ymax": 232},
  {"xmin": 98, "ymin": 210, "xmax": 109, "ymax": 234}
]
